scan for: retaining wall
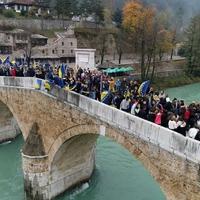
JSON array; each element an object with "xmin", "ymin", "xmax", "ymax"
[{"xmin": 0, "ymin": 19, "xmax": 96, "ymax": 30}]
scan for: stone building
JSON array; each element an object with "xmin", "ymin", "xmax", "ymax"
[
  {"xmin": 0, "ymin": 29, "xmax": 28, "ymax": 54},
  {"xmin": 1, "ymin": 0, "xmax": 49, "ymax": 15},
  {"xmin": 0, "ymin": 42, "xmax": 12, "ymax": 54},
  {"xmin": 0, "ymin": 29, "xmax": 47, "ymax": 60},
  {"xmin": 31, "ymin": 34, "xmax": 48, "ymax": 47},
  {"xmin": 3, "ymin": 0, "xmax": 35, "ymax": 13},
  {"xmin": 0, "ymin": 31, "xmax": 13, "ymax": 54},
  {"xmin": 31, "ymin": 28, "xmax": 77, "ymax": 65}
]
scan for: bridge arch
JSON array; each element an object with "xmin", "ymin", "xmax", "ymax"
[
  {"xmin": 49, "ymin": 133, "xmax": 98, "ymax": 199},
  {"xmin": 48, "ymin": 124, "xmax": 100, "ymax": 164},
  {"xmin": 0, "ymin": 100, "xmax": 21, "ymax": 142}
]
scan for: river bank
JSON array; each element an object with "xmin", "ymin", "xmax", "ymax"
[{"xmin": 152, "ymin": 74, "xmax": 200, "ymax": 90}]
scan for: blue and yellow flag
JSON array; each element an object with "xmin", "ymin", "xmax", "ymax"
[
  {"xmin": 138, "ymin": 80, "xmax": 150, "ymax": 96},
  {"xmin": 3, "ymin": 56, "xmax": 10, "ymax": 65},
  {"xmin": 11, "ymin": 60, "xmax": 16, "ymax": 66},
  {"xmin": 0, "ymin": 56, "xmax": 7, "ymax": 64},
  {"xmin": 34, "ymin": 79, "xmax": 42, "ymax": 90},
  {"xmin": 58, "ymin": 64, "xmax": 65, "ymax": 78}
]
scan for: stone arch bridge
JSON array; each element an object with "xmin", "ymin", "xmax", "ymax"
[{"xmin": 0, "ymin": 77, "xmax": 200, "ymax": 200}]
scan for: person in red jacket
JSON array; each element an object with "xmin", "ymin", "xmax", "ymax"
[
  {"xmin": 10, "ymin": 67, "xmax": 16, "ymax": 77},
  {"xmin": 184, "ymin": 107, "xmax": 191, "ymax": 122}
]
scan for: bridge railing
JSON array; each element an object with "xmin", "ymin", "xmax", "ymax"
[
  {"xmin": 0, "ymin": 76, "xmax": 35, "ymax": 89},
  {"xmin": 67, "ymin": 89, "xmax": 200, "ymax": 164},
  {"xmin": 0, "ymin": 76, "xmax": 199, "ymax": 164}
]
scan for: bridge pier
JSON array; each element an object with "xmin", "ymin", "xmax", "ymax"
[
  {"xmin": 22, "ymin": 154, "xmax": 49, "ymax": 200},
  {"xmin": 22, "ymin": 123, "xmax": 98, "ymax": 200}
]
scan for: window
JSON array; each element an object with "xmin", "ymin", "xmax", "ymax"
[
  {"xmin": 62, "ymin": 50, "xmax": 64, "ymax": 54},
  {"xmin": 62, "ymin": 42, "xmax": 64, "ymax": 46},
  {"xmin": 70, "ymin": 42, "xmax": 73, "ymax": 46},
  {"xmin": 52, "ymin": 50, "xmax": 55, "ymax": 54},
  {"xmin": 42, "ymin": 50, "xmax": 45, "ymax": 54},
  {"xmin": 71, "ymin": 50, "xmax": 73, "ymax": 53}
]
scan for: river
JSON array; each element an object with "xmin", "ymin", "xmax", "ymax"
[
  {"xmin": 0, "ymin": 136, "xmax": 165, "ymax": 200},
  {"xmin": 4, "ymin": 81, "xmax": 200, "ymax": 200},
  {"xmin": 166, "ymin": 82, "xmax": 200, "ymax": 104}
]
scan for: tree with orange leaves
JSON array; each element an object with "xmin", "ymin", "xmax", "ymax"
[
  {"xmin": 122, "ymin": 1, "xmax": 173, "ymax": 81},
  {"xmin": 123, "ymin": 0, "xmax": 155, "ymax": 80}
]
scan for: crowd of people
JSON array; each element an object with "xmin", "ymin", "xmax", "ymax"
[{"xmin": 1, "ymin": 63, "xmax": 200, "ymax": 141}]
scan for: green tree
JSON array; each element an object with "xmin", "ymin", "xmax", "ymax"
[
  {"xmin": 70, "ymin": 0, "xmax": 80, "ymax": 16},
  {"xmin": 55, "ymin": 0, "xmax": 72, "ymax": 19},
  {"xmin": 184, "ymin": 15, "xmax": 200, "ymax": 75},
  {"xmin": 79, "ymin": 0, "xmax": 104, "ymax": 24},
  {"xmin": 79, "ymin": 0, "xmax": 93, "ymax": 17},
  {"xmin": 93, "ymin": 0, "xmax": 104, "ymax": 25},
  {"xmin": 112, "ymin": 8, "xmax": 122, "ymax": 28}
]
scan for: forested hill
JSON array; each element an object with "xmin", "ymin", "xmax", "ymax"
[
  {"xmin": 107, "ymin": 0, "xmax": 200, "ymax": 27},
  {"xmin": 49, "ymin": 0, "xmax": 200, "ymax": 23},
  {"xmin": 142, "ymin": 0, "xmax": 200, "ymax": 23}
]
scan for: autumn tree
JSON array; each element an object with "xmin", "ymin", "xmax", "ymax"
[
  {"xmin": 123, "ymin": 0, "xmax": 155, "ymax": 80},
  {"xmin": 157, "ymin": 29, "xmax": 173, "ymax": 61},
  {"xmin": 123, "ymin": 1, "xmax": 173, "ymax": 81}
]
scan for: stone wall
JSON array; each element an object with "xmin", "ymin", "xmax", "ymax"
[
  {"xmin": 0, "ymin": 19, "xmax": 71, "ymax": 30},
  {"xmin": 131, "ymin": 68, "xmax": 185, "ymax": 80},
  {"xmin": 0, "ymin": 77, "xmax": 200, "ymax": 199},
  {"xmin": 0, "ymin": 19, "xmax": 96, "ymax": 30}
]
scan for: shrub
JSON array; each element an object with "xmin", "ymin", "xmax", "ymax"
[
  {"xmin": 20, "ymin": 10, "xmax": 28, "ymax": 17},
  {"xmin": 3, "ymin": 9, "xmax": 16, "ymax": 18}
]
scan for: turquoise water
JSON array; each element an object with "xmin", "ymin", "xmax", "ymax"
[
  {"xmin": 165, "ymin": 82, "xmax": 200, "ymax": 104},
  {"xmin": 0, "ymin": 136, "xmax": 165, "ymax": 200},
  {"xmin": 0, "ymin": 137, "xmax": 24, "ymax": 200}
]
